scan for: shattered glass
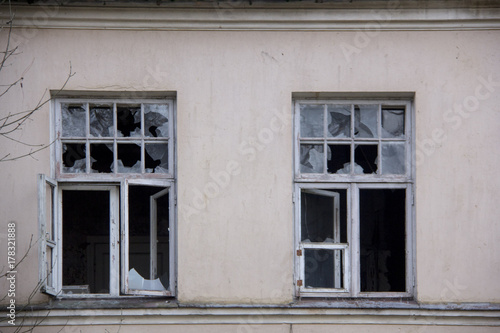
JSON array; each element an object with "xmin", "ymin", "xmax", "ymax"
[
  {"xmin": 327, "ymin": 144, "xmax": 350, "ymax": 174},
  {"xmin": 145, "ymin": 104, "xmax": 169, "ymax": 138},
  {"xmin": 117, "ymin": 143, "xmax": 142, "ymax": 173},
  {"xmin": 90, "ymin": 104, "xmax": 113, "ymax": 137},
  {"xmin": 90, "ymin": 143, "xmax": 114, "ymax": 173},
  {"xmin": 62, "ymin": 143, "xmax": 86, "ymax": 173},
  {"xmin": 354, "ymin": 105, "xmax": 378, "ymax": 138},
  {"xmin": 61, "ymin": 104, "xmax": 86, "ymax": 137},
  {"xmin": 382, "ymin": 143, "xmax": 405, "ymax": 174},
  {"xmin": 354, "ymin": 145, "xmax": 378, "ymax": 174},
  {"xmin": 300, "ymin": 144, "xmax": 324, "ymax": 173},
  {"xmin": 128, "ymin": 268, "xmax": 167, "ymax": 291},
  {"xmin": 382, "ymin": 108, "xmax": 405, "ymax": 138},
  {"xmin": 117, "ymin": 105, "xmax": 141, "ymax": 137},
  {"xmin": 300, "ymin": 105, "xmax": 324, "ymax": 137},
  {"xmin": 327, "ymin": 105, "xmax": 351, "ymax": 138},
  {"xmin": 145, "ymin": 143, "xmax": 168, "ymax": 173}
]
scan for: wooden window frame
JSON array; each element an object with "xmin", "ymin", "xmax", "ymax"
[{"xmin": 293, "ymin": 98, "xmax": 415, "ymax": 298}]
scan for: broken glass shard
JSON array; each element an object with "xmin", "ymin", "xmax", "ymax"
[
  {"xmin": 117, "ymin": 104, "xmax": 141, "ymax": 137},
  {"xmin": 128, "ymin": 268, "xmax": 167, "ymax": 291},
  {"xmin": 62, "ymin": 143, "xmax": 86, "ymax": 173},
  {"xmin": 354, "ymin": 145, "xmax": 378, "ymax": 174},
  {"xmin": 61, "ymin": 104, "xmax": 86, "ymax": 137},
  {"xmin": 144, "ymin": 104, "xmax": 169, "ymax": 137},
  {"xmin": 300, "ymin": 104, "xmax": 324, "ymax": 137},
  {"xmin": 90, "ymin": 143, "xmax": 114, "ymax": 173},
  {"xmin": 118, "ymin": 143, "xmax": 142, "ymax": 173},
  {"xmin": 145, "ymin": 143, "xmax": 168, "ymax": 173},
  {"xmin": 327, "ymin": 144, "xmax": 350, "ymax": 174},
  {"xmin": 327, "ymin": 105, "xmax": 351, "ymax": 138},
  {"xmin": 90, "ymin": 104, "xmax": 113, "ymax": 137},
  {"xmin": 382, "ymin": 143, "xmax": 405, "ymax": 174},
  {"xmin": 354, "ymin": 104, "xmax": 378, "ymax": 138},
  {"xmin": 382, "ymin": 108, "xmax": 405, "ymax": 138},
  {"xmin": 300, "ymin": 144, "xmax": 324, "ymax": 173},
  {"xmin": 304, "ymin": 249, "xmax": 344, "ymax": 289}
]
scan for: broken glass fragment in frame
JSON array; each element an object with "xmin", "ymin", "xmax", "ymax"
[
  {"xmin": 300, "ymin": 144, "xmax": 324, "ymax": 173},
  {"xmin": 354, "ymin": 144, "xmax": 378, "ymax": 174},
  {"xmin": 90, "ymin": 104, "xmax": 113, "ymax": 137},
  {"xmin": 128, "ymin": 268, "xmax": 167, "ymax": 291},
  {"xmin": 382, "ymin": 108, "xmax": 405, "ymax": 138},
  {"xmin": 62, "ymin": 143, "xmax": 86, "ymax": 173},
  {"xmin": 61, "ymin": 104, "xmax": 86, "ymax": 137},
  {"xmin": 382, "ymin": 143, "xmax": 405, "ymax": 174},
  {"xmin": 117, "ymin": 105, "xmax": 141, "ymax": 137},
  {"xmin": 144, "ymin": 104, "xmax": 169, "ymax": 138},
  {"xmin": 354, "ymin": 105, "xmax": 378, "ymax": 138},
  {"xmin": 117, "ymin": 143, "xmax": 142, "ymax": 173},
  {"xmin": 327, "ymin": 144, "xmax": 350, "ymax": 174},
  {"xmin": 327, "ymin": 105, "xmax": 351, "ymax": 138},
  {"xmin": 300, "ymin": 105, "xmax": 324, "ymax": 138},
  {"xmin": 145, "ymin": 143, "xmax": 168, "ymax": 173},
  {"xmin": 90, "ymin": 143, "xmax": 114, "ymax": 173}
]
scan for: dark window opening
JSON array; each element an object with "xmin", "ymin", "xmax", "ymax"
[
  {"xmin": 360, "ymin": 188, "xmax": 406, "ymax": 292},
  {"xmin": 327, "ymin": 145, "xmax": 350, "ymax": 174},
  {"xmin": 304, "ymin": 249, "xmax": 343, "ymax": 289},
  {"xmin": 62, "ymin": 190, "xmax": 110, "ymax": 294},
  {"xmin": 355, "ymin": 145, "xmax": 378, "ymax": 174},
  {"xmin": 128, "ymin": 185, "xmax": 170, "ymax": 291}
]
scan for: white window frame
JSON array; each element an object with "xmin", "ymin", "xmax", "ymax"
[
  {"xmin": 293, "ymin": 98, "xmax": 414, "ymax": 298},
  {"xmin": 39, "ymin": 95, "xmax": 176, "ymax": 298},
  {"xmin": 54, "ymin": 98, "xmax": 175, "ymax": 180}
]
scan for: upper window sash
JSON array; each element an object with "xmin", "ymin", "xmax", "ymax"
[
  {"xmin": 294, "ymin": 99, "xmax": 412, "ymax": 182},
  {"xmin": 54, "ymin": 98, "xmax": 175, "ymax": 179}
]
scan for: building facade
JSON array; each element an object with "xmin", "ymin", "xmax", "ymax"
[{"xmin": 0, "ymin": 0, "xmax": 499, "ymax": 332}]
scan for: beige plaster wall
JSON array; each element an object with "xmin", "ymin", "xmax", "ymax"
[{"xmin": 0, "ymin": 27, "xmax": 499, "ymax": 305}]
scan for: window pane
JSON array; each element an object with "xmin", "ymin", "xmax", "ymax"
[
  {"xmin": 90, "ymin": 104, "xmax": 113, "ymax": 137},
  {"xmin": 117, "ymin": 104, "xmax": 141, "ymax": 137},
  {"xmin": 300, "ymin": 144, "xmax": 324, "ymax": 173},
  {"xmin": 327, "ymin": 105, "xmax": 350, "ymax": 138},
  {"xmin": 304, "ymin": 249, "xmax": 344, "ymax": 289},
  {"xmin": 62, "ymin": 190, "xmax": 110, "ymax": 294},
  {"xmin": 354, "ymin": 105, "xmax": 377, "ymax": 138},
  {"xmin": 128, "ymin": 186, "xmax": 169, "ymax": 291},
  {"xmin": 117, "ymin": 143, "xmax": 142, "ymax": 173},
  {"xmin": 327, "ymin": 144, "xmax": 350, "ymax": 174},
  {"xmin": 382, "ymin": 108, "xmax": 405, "ymax": 138},
  {"xmin": 145, "ymin": 143, "xmax": 168, "ymax": 173},
  {"xmin": 301, "ymin": 189, "xmax": 347, "ymax": 243},
  {"xmin": 354, "ymin": 144, "xmax": 378, "ymax": 174},
  {"xmin": 90, "ymin": 143, "xmax": 114, "ymax": 173},
  {"xmin": 300, "ymin": 105, "xmax": 324, "ymax": 137},
  {"xmin": 61, "ymin": 103, "xmax": 86, "ymax": 137},
  {"xmin": 145, "ymin": 104, "xmax": 169, "ymax": 137},
  {"xmin": 360, "ymin": 189, "xmax": 406, "ymax": 292},
  {"xmin": 62, "ymin": 142, "xmax": 86, "ymax": 173},
  {"xmin": 382, "ymin": 143, "xmax": 405, "ymax": 175}
]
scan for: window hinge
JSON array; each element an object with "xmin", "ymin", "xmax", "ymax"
[
  {"xmin": 292, "ymin": 192, "xmax": 296, "ymax": 203},
  {"xmin": 297, "ymin": 249, "xmax": 302, "ymax": 256},
  {"xmin": 297, "ymin": 280, "xmax": 303, "ymax": 287}
]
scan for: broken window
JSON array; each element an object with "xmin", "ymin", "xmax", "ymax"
[
  {"xmin": 57, "ymin": 99, "xmax": 173, "ymax": 175},
  {"xmin": 39, "ymin": 96, "xmax": 176, "ymax": 298},
  {"xmin": 294, "ymin": 99, "xmax": 413, "ymax": 298}
]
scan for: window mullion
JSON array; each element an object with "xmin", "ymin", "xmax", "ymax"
[
  {"xmin": 109, "ymin": 186, "xmax": 120, "ymax": 296},
  {"xmin": 351, "ymin": 183, "xmax": 360, "ymax": 297}
]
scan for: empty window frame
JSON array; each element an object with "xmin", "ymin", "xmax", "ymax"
[
  {"xmin": 38, "ymin": 96, "xmax": 176, "ymax": 297},
  {"xmin": 38, "ymin": 175, "xmax": 176, "ymax": 297},
  {"xmin": 294, "ymin": 99, "xmax": 414, "ymax": 298},
  {"xmin": 55, "ymin": 99, "xmax": 173, "ymax": 177}
]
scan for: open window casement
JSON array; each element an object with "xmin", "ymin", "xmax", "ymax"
[
  {"xmin": 298, "ymin": 189, "xmax": 349, "ymax": 294},
  {"xmin": 121, "ymin": 179, "xmax": 174, "ymax": 296},
  {"xmin": 38, "ymin": 174, "xmax": 59, "ymax": 296}
]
